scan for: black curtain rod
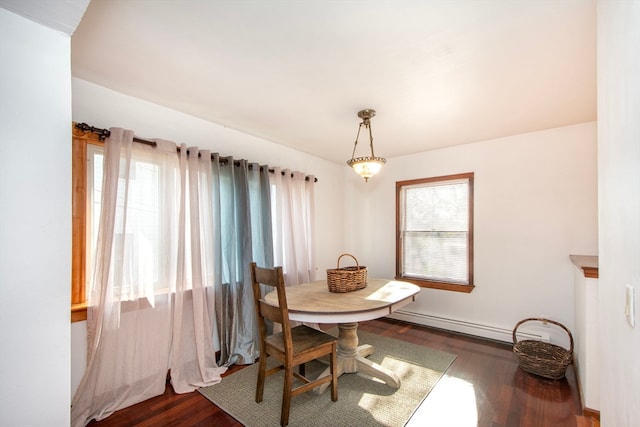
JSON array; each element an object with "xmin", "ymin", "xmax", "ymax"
[
  {"xmin": 75, "ymin": 122, "xmax": 317, "ymax": 182},
  {"xmin": 75, "ymin": 122, "xmax": 156, "ymax": 146}
]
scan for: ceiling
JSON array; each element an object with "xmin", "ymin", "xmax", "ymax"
[
  {"xmin": 68, "ymin": 0, "xmax": 596, "ymax": 165},
  {"xmin": 0, "ymin": 0, "xmax": 89, "ymax": 36}
]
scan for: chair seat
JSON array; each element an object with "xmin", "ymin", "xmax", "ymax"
[{"xmin": 265, "ymin": 325, "xmax": 337, "ymax": 354}]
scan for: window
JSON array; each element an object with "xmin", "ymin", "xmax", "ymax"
[
  {"xmin": 396, "ymin": 172, "xmax": 474, "ymax": 293},
  {"xmin": 72, "ymin": 133, "xmax": 196, "ymax": 319},
  {"xmin": 71, "ymin": 126, "xmax": 316, "ymax": 322}
]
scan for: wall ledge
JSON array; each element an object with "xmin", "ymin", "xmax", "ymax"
[{"xmin": 570, "ymin": 255, "xmax": 599, "ymax": 279}]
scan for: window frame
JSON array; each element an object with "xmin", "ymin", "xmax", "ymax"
[
  {"xmin": 72, "ymin": 126, "xmax": 104, "ymax": 321},
  {"xmin": 395, "ymin": 172, "xmax": 475, "ymax": 293}
]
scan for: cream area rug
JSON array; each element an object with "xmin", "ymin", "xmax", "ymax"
[{"xmin": 199, "ymin": 330, "xmax": 456, "ymax": 427}]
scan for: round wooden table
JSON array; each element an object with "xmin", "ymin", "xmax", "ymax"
[{"xmin": 264, "ymin": 278, "xmax": 420, "ymax": 392}]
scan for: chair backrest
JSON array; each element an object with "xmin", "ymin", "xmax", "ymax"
[{"xmin": 250, "ymin": 262, "xmax": 293, "ymax": 349}]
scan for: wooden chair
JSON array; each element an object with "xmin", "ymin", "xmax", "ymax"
[{"xmin": 250, "ymin": 262, "xmax": 338, "ymax": 426}]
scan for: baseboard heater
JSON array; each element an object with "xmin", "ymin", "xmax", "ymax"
[{"xmin": 388, "ymin": 310, "xmax": 550, "ymax": 344}]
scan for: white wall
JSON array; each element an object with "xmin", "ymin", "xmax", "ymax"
[
  {"xmin": 597, "ymin": 1, "xmax": 640, "ymax": 424},
  {"xmin": 70, "ymin": 78, "xmax": 347, "ymax": 394},
  {"xmin": 345, "ymin": 123, "xmax": 598, "ymax": 343},
  {"xmin": 0, "ymin": 9, "xmax": 72, "ymax": 426}
]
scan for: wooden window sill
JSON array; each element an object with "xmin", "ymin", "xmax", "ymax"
[{"xmin": 396, "ymin": 276, "xmax": 475, "ymax": 293}]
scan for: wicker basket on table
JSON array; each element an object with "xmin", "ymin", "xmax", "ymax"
[
  {"xmin": 512, "ymin": 317, "xmax": 574, "ymax": 380},
  {"xmin": 326, "ymin": 253, "xmax": 367, "ymax": 293}
]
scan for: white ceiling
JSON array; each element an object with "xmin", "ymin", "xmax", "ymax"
[
  {"xmin": 70, "ymin": 0, "xmax": 596, "ymax": 165},
  {"xmin": 0, "ymin": 0, "xmax": 89, "ymax": 35}
]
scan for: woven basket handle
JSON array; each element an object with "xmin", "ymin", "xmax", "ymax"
[
  {"xmin": 512, "ymin": 317, "xmax": 574, "ymax": 354},
  {"xmin": 337, "ymin": 253, "xmax": 360, "ymax": 269}
]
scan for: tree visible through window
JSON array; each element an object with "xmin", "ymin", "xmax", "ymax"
[{"xmin": 396, "ymin": 172, "xmax": 474, "ymax": 293}]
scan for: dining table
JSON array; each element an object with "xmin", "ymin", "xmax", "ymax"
[{"xmin": 264, "ymin": 277, "xmax": 420, "ymax": 393}]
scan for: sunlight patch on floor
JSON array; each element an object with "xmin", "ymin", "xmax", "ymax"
[{"xmin": 406, "ymin": 374, "xmax": 478, "ymax": 427}]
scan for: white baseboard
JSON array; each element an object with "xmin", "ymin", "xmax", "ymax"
[{"xmin": 387, "ymin": 310, "xmax": 550, "ymax": 343}]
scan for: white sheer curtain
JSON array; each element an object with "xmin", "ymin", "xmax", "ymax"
[
  {"xmin": 71, "ymin": 129, "xmax": 226, "ymax": 427},
  {"xmin": 170, "ymin": 146, "xmax": 226, "ymax": 392},
  {"xmin": 270, "ymin": 169, "xmax": 316, "ymax": 286}
]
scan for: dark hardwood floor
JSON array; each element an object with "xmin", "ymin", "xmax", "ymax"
[{"xmin": 88, "ymin": 318, "xmax": 598, "ymax": 427}]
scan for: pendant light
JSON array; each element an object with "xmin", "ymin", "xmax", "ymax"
[{"xmin": 346, "ymin": 109, "xmax": 386, "ymax": 182}]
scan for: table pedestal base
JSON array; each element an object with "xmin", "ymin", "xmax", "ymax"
[{"xmin": 315, "ymin": 322, "xmax": 400, "ymax": 394}]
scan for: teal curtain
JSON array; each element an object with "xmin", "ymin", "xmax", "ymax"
[{"xmin": 211, "ymin": 155, "xmax": 273, "ymax": 366}]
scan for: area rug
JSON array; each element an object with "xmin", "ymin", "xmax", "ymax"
[{"xmin": 199, "ymin": 330, "xmax": 456, "ymax": 427}]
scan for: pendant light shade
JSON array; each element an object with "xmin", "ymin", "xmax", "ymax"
[{"xmin": 347, "ymin": 109, "xmax": 386, "ymax": 182}]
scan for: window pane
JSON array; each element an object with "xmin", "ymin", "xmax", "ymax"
[
  {"xmin": 87, "ymin": 147, "xmax": 102, "ymax": 296},
  {"xmin": 403, "ymin": 180, "xmax": 468, "ymax": 232},
  {"xmin": 88, "ymin": 147, "xmax": 169, "ymax": 299},
  {"xmin": 402, "ymin": 231, "xmax": 468, "ymax": 283},
  {"xmin": 113, "ymin": 158, "xmax": 162, "ymax": 298}
]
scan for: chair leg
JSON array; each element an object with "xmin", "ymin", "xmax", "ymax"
[
  {"xmin": 299, "ymin": 362, "xmax": 305, "ymax": 377},
  {"xmin": 330, "ymin": 344, "xmax": 338, "ymax": 402},
  {"xmin": 281, "ymin": 366, "xmax": 293, "ymax": 426},
  {"xmin": 256, "ymin": 355, "xmax": 267, "ymax": 403}
]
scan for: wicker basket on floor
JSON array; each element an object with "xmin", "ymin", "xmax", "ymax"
[
  {"xmin": 512, "ymin": 317, "xmax": 574, "ymax": 380},
  {"xmin": 326, "ymin": 253, "xmax": 367, "ymax": 293}
]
